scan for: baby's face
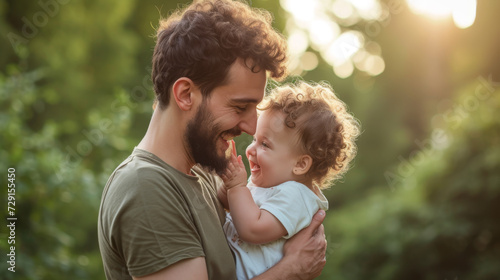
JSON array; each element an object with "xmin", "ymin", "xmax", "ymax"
[{"xmin": 246, "ymin": 110, "xmax": 301, "ymax": 188}]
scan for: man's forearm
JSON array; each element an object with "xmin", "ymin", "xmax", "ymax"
[{"xmin": 251, "ymin": 256, "xmax": 302, "ymax": 280}]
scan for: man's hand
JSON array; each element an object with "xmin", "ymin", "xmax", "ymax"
[
  {"xmin": 282, "ymin": 210, "xmax": 327, "ymax": 279},
  {"xmin": 221, "ymin": 140, "xmax": 248, "ymax": 190},
  {"xmin": 251, "ymin": 210, "xmax": 327, "ymax": 280}
]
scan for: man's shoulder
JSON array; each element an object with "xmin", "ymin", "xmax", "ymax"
[
  {"xmin": 99, "ymin": 153, "xmax": 198, "ymax": 228},
  {"xmin": 109, "ymin": 152, "xmax": 187, "ymax": 188},
  {"xmin": 101, "ymin": 153, "xmax": 192, "ymax": 209}
]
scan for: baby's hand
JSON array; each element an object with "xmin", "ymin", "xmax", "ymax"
[{"xmin": 221, "ymin": 141, "xmax": 248, "ymax": 190}]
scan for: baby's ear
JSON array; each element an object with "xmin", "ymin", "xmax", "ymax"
[{"xmin": 293, "ymin": 155, "xmax": 312, "ymax": 176}]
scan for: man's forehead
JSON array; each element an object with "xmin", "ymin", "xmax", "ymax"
[{"xmin": 222, "ymin": 58, "xmax": 267, "ymax": 100}]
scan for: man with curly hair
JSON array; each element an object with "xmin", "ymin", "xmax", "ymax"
[{"xmin": 98, "ymin": 1, "xmax": 327, "ymax": 279}]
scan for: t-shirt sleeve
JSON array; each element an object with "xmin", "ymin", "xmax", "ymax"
[
  {"xmin": 258, "ymin": 182, "xmax": 321, "ymax": 239},
  {"xmin": 116, "ymin": 168, "xmax": 204, "ymax": 277}
]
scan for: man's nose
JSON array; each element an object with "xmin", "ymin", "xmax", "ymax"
[{"xmin": 238, "ymin": 109, "xmax": 258, "ymax": 136}]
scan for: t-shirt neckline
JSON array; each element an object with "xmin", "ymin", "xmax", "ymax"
[{"xmin": 132, "ymin": 147, "xmax": 200, "ymax": 181}]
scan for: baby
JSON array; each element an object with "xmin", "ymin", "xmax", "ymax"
[{"xmin": 218, "ymin": 81, "xmax": 360, "ymax": 280}]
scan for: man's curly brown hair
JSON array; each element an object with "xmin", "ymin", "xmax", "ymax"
[
  {"xmin": 259, "ymin": 82, "xmax": 360, "ymax": 189},
  {"xmin": 152, "ymin": 0, "xmax": 288, "ymax": 109}
]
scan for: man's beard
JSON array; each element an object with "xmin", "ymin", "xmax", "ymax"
[{"xmin": 185, "ymin": 101, "xmax": 241, "ymax": 175}]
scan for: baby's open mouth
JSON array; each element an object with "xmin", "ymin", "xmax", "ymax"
[{"xmin": 249, "ymin": 159, "xmax": 261, "ymax": 172}]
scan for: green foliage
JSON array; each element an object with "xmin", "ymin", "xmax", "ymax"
[
  {"xmin": 0, "ymin": 51, "xmax": 148, "ymax": 279},
  {"xmin": 0, "ymin": 61, "xmax": 90, "ymax": 278},
  {"xmin": 321, "ymin": 80, "xmax": 500, "ymax": 280},
  {"xmin": 1, "ymin": 0, "xmax": 152, "ymax": 278}
]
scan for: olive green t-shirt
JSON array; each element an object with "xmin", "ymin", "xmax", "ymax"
[{"xmin": 98, "ymin": 148, "xmax": 237, "ymax": 279}]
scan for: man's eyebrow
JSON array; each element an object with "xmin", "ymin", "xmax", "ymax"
[{"xmin": 231, "ymin": 97, "xmax": 261, "ymax": 104}]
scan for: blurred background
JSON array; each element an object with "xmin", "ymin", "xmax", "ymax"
[{"xmin": 1, "ymin": 0, "xmax": 499, "ymax": 279}]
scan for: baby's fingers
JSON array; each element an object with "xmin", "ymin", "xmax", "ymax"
[
  {"xmin": 237, "ymin": 155, "xmax": 245, "ymax": 168},
  {"xmin": 220, "ymin": 173, "xmax": 228, "ymax": 182},
  {"xmin": 223, "ymin": 158, "xmax": 235, "ymax": 173},
  {"xmin": 231, "ymin": 140, "xmax": 237, "ymax": 157},
  {"xmin": 229, "ymin": 151, "xmax": 240, "ymax": 166}
]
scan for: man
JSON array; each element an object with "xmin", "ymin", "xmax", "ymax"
[{"xmin": 98, "ymin": 0, "xmax": 327, "ymax": 279}]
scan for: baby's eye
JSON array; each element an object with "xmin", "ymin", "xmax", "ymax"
[{"xmin": 261, "ymin": 141, "xmax": 269, "ymax": 148}]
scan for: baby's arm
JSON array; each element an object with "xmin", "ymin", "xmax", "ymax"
[{"xmin": 221, "ymin": 145, "xmax": 287, "ymax": 244}]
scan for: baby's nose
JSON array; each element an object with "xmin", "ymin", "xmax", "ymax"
[{"xmin": 246, "ymin": 143, "xmax": 256, "ymax": 156}]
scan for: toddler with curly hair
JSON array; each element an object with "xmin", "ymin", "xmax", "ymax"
[{"xmin": 218, "ymin": 81, "xmax": 360, "ymax": 280}]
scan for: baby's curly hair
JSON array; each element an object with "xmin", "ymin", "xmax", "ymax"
[
  {"xmin": 259, "ymin": 82, "xmax": 360, "ymax": 189},
  {"xmin": 152, "ymin": 0, "xmax": 288, "ymax": 109}
]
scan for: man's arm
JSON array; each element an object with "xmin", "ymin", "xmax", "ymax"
[
  {"xmin": 131, "ymin": 212, "xmax": 326, "ymax": 280},
  {"xmin": 251, "ymin": 210, "xmax": 327, "ymax": 280},
  {"xmin": 133, "ymin": 257, "xmax": 208, "ymax": 280}
]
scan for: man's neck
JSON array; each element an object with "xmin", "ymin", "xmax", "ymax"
[{"xmin": 137, "ymin": 107, "xmax": 194, "ymax": 174}]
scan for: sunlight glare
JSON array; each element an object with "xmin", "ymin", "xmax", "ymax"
[
  {"xmin": 332, "ymin": 0, "xmax": 354, "ymax": 19},
  {"xmin": 280, "ymin": 0, "xmax": 318, "ymax": 23},
  {"xmin": 407, "ymin": 0, "xmax": 453, "ymax": 18},
  {"xmin": 288, "ymin": 30, "xmax": 309, "ymax": 55},
  {"xmin": 308, "ymin": 18, "xmax": 341, "ymax": 48},
  {"xmin": 406, "ymin": 0, "xmax": 476, "ymax": 28},
  {"xmin": 452, "ymin": 0, "xmax": 476, "ymax": 29},
  {"xmin": 349, "ymin": 0, "xmax": 382, "ymax": 20},
  {"xmin": 324, "ymin": 31, "xmax": 363, "ymax": 65}
]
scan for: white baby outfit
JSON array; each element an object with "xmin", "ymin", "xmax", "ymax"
[{"xmin": 223, "ymin": 181, "xmax": 329, "ymax": 280}]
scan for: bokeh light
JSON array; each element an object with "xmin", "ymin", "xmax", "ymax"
[
  {"xmin": 308, "ymin": 17, "xmax": 340, "ymax": 48},
  {"xmin": 407, "ymin": 0, "xmax": 476, "ymax": 28},
  {"xmin": 282, "ymin": 0, "xmax": 388, "ymax": 77},
  {"xmin": 452, "ymin": 0, "xmax": 477, "ymax": 29},
  {"xmin": 281, "ymin": 0, "xmax": 477, "ymax": 78},
  {"xmin": 301, "ymin": 52, "xmax": 319, "ymax": 71}
]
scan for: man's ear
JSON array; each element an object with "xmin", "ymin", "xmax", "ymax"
[
  {"xmin": 172, "ymin": 77, "xmax": 197, "ymax": 111},
  {"xmin": 293, "ymin": 155, "xmax": 313, "ymax": 176}
]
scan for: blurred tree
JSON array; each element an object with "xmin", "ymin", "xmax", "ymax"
[
  {"xmin": 322, "ymin": 77, "xmax": 500, "ymax": 280},
  {"xmin": 0, "ymin": 50, "xmax": 148, "ymax": 279},
  {"xmin": 0, "ymin": 0, "xmax": 149, "ymax": 278}
]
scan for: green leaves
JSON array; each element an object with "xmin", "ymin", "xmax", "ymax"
[{"xmin": 323, "ymin": 79, "xmax": 500, "ymax": 280}]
